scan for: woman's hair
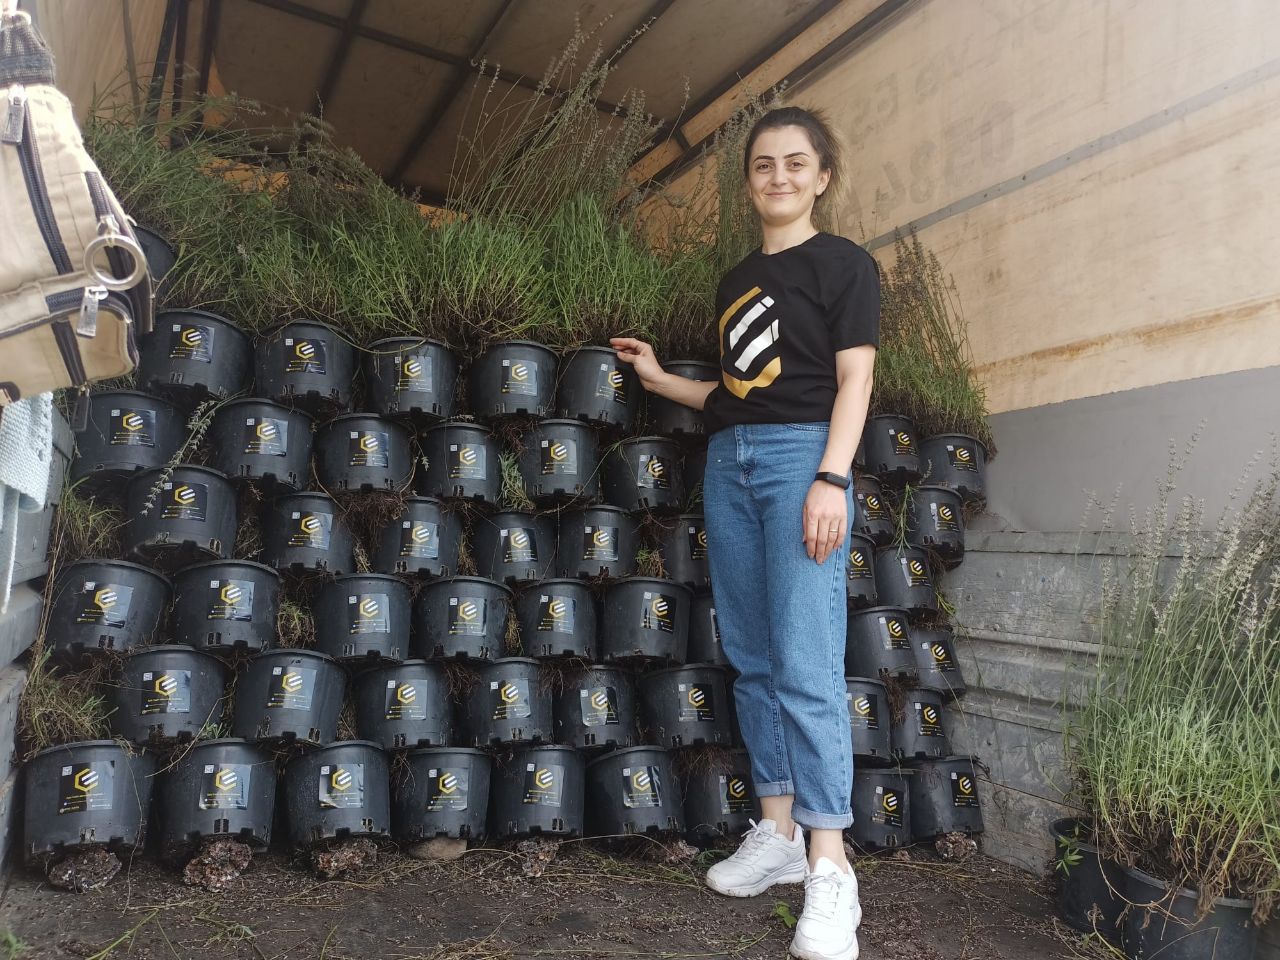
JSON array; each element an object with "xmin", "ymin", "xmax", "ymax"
[{"xmin": 742, "ymin": 106, "xmax": 843, "ymax": 209}]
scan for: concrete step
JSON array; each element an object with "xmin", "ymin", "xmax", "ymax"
[
  {"xmin": 0, "ymin": 585, "xmax": 42, "ymax": 668},
  {"xmin": 0, "ymin": 663, "xmax": 28, "ymax": 787}
]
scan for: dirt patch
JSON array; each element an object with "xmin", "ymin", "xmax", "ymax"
[{"xmin": 0, "ymin": 844, "xmax": 1094, "ymax": 959}]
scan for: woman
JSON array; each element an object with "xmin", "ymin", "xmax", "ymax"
[{"xmin": 611, "ymin": 106, "xmax": 878, "ymax": 960}]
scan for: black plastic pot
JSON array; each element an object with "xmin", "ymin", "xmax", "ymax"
[
  {"xmin": 371, "ymin": 496, "xmax": 462, "ymax": 578},
  {"xmin": 874, "ymin": 546, "xmax": 940, "ymax": 617},
  {"xmin": 684, "ymin": 445, "xmax": 707, "ymax": 504},
  {"xmin": 134, "ymin": 224, "xmax": 176, "ymax": 298},
  {"xmin": 261, "ymin": 491, "xmax": 355, "ymax": 576},
  {"xmin": 353, "ymin": 660, "xmax": 452, "ymax": 750},
  {"xmin": 556, "ymin": 345, "xmax": 640, "ymax": 430},
  {"xmin": 863, "ymin": 414, "xmax": 922, "ymax": 486},
  {"xmin": 315, "ymin": 414, "xmax": 413, "ymax": 493},
  {"xmin": 516, "ymin": 418, "xmax": 600, "ymax": 505},
  {"xmin": 920, "ymin": 434, "xmax": 988, "ymax": 505},
  {"xmin": 680, "ymin": 748, "xmax": 758, "ymax": 844},
  {"xmin": 467, "ymin": 340, "xmax": 558, "ymax": 420},
  {"xmin": 907, "ymin": 756, "xmax": 982, "ymax": 836},
  {"xmin": 892, "ymin": 689, "xmax": 951, "ymax": 761},
  {"xmin": 70, "ymin": 390, "xmax": 185, "ymax": 491},
  {"xmin": 555, "ymin": 505, "xmax": 639, "ymax": 579},
  {"xmin": 516, "ymin": 579, "xmax": 597, "ymax": 659},
  {"xmin": 1121, "ymin": 865, "xmax": 1258, "ymax": 959},
  {"xmin": 207, "ymin": 399, "xmax": 314, "ymax": 490},
  {"xmin": 846, "ymin": 534, "xmax": 878, "ymax": 609},
  {"xmin": 853, "ymin": 475, "xmax": 895, "ymax": 547},
  {"xmin": 47, "ymin": 559, "xmax": 170, "ymax": 661},
  {"xmin": 413, "ymin": 576, "xmax": 514, "ymax": 660},
  {"xmin": 138, "ymin": 309, "xmax": 252, "ymax": 407},
  {"xmin": 460, "ymin": 657, "xmax": 552, "ymax": 747},
  {"xmin": 845, "ymin": 606, "xmax": 917, "ymax": 680},
  {"xmin": 657, "ymin": 514, "xmax": 710, "ymax": 590},
  {"xmin": 647, "ymin": 361, "xmax": 717, "ymax": 437},
  {"xmin": 601, "ymin": 577, "xmax": 691, "ymax": 664},
  {"xmin": 911, "ymin": 625, "xmax": 967, "ymax": 700},
  {"xmin": 845, "ymin": 677, "xmax": 892, "ymax": 765},
  {"xmin": 905, "ymin": 485, "xmax": 965, "ymax": 568},
  {"xmin": 283, "ymin": 741, "xmax": 390, "ymax": 848},
  {"xmin": 23, "ymin": 741, "xmax": 157, "ymax": 862},
  {"xmin": 585, "ymin": 746, "xmax": 683, "ymax": 837},
  {"xmin": 393, "ymin": 747, "xmax": 491, "ymax": 841},
  {"xmin": 553, "ymin": 664, "xmax": 638, "ymax": 751},
  {"xmin": 471, "ymin": 510, "xmax": 557, "ymax": 585},
  {"xmin": 490, "ymin": 745, "xmax": 585, "ymax": 839},
  {"xmin": 108, "ymin": 645, "xmax": 230, "ymax": 744},
  {"xmin": 364, "ymin": 337, "xmax": 458, "ymax": 422},
  {"xmin": 124, "ymin": 465, "xmax": 236, "ymax": 569},
  {"xmin": 850, "ymin": 768, "xmax": 912, "ymax": 850},
  {"xmin": 603, "ymin": 436, "xmax": 684, "ymax": 515},
  {"xmin": 171, "ymin": 560, "xmax": 280, "ymax": 656},
  {"xmin": 231, "ymin": 649, "xmax": 346, "ymax": 746},
  {"xmin": 314, "ymin": 574, "xmax": 411, "ymax": 664},
  {"xmin": 255, "ymin": 321, "xmax": 355, "ymax": 416},
  {"xmin": 157, "ymin": 738, "xmax": 275, "ymax": 855},
  {"xmin": 419, "ymin": 421, "xmax": 501, "ymax": 503},
  {"xmin": 687, "ymin": 593, "xmax": 731, "ymax": 668},
  {"xmin": 639, "ymin": 665, "xmax": 732, "ymax": 748},
  {"xmin": 1050, "ymin": 818, "xmax": 1124, "ymax": 942}
]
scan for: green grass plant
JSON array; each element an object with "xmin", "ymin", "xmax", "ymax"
[{"xmin": 1067, "ymin": 455, "xmax": 1280, "ymax": 922}]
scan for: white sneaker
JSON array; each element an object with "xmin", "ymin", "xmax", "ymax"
[
  {"xmin": 704, "ymin": 818, "xmax": 807, "ymax": 897},
  {"xmin": 788, "ymin": 857, "xmax": 862, "ymax": 960}
]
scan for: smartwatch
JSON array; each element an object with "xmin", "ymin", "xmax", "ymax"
[{"xmin": 814, "ymin": 471, "xmax": 851, "ymax": 490}]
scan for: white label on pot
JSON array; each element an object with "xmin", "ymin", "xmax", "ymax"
[
  {"xmin": 523, "ymin": 762, "xmax": 562, "ymax": 806},
  {"xmin": 399, "ymin": 520, "xmax": 439, "ymax": 560},
  {"xmin": 285, "ymin": 337, "xmax": 326, "ymax": 375},
  {"xmin": 891, "ymin": 427, "xmax": 915, "ymax": 455},
  {"xmin": 947, "ymin": 444, "xmax": 977, "ymax": 472},
  {"xmin": 847, "ymin": 548, "xmax": 873, "ymax": 580},
  {"xmin": 872, "ymin": 786, "xmax": 903, "ymax": 828},
  {"xmin": 501, "ymin": 359, "xmax": 538, "ymax": 396},
  {"xmin": 582, "ymin": 525, "xmax": 618, "ymax": 561},
  {"xmin": 902, "ymin": 557, "xmax": 931, "ymax": 588},
  {"xmin": 161, "ymin": 481, "xmax": 208, "ymax": 522},
  {"xmin": 490, "ymin": 678, "xmax": 531, "ymax": 720},
  {"xmin": 720, "ymin": 774, "xmax": 752, "ymax": 815},
  {"xmin": 448, "ymin": 597, "xmax": 486, "ymax": 636},
  {"xmin": 109, "ymin": 408, "xmax": 156, "ymax": 447},
  {"xmin": 951, "ymin": 770, "xmax": 979, "ymax": 808},
  {"xmin": 641, "ymin": 592, "xmax": 675, "ymax": 634},
  {"xmin": 348, "ymin": 431, "xmax": 390, "ymax": 469},
  {"xmin": 318, "ymin": 763, "xmax": 364, "ymax": 810},
  {"xmin": 924, "ymin": 639, "xmax": 956, "ymax": 673},
  {"xmin": 677, "ymin": 683, "xmax": 715, "ymax": 722},
  {"xmin": 579, "ymin": 686, "xmax": 618, "ymax": 727},
  {"xmin": 449, "ymin": 443, "xmax": 486, "ymax": 480},
  {"xmin": 267, "ymin": 666, "xmax": 315, "ymax": 711},
  {"xmin": 425, "ymin": 768, "xmax": 468, "ymax": 811},
  {"xmin": 58, "ymin": 761, "xmax": 114, "ymax": 814},
  {"xmin": 74, "ymin": 581, "xmax": 133, "ymax": 627},
  {"xmin": 169, "ymin": 323, "xmax": 213, "ymax": 363},
  {"xmin": 501, "ymin": 527, "xmax": 537, "ymax": 564},
  {"xmin": 540, "ymin": 438, "xmax": 578, "ymax": 476},
  {"xmin": 243, "ymin": 417, "xmax": 288, "ymax": 457},
  {"xmin": 207, "ymin": 579, "xmax": 254, "ymax": 621},
  {"xmin": 140, "ymin": 669, "xmax": 191, "ymax": 716},
  {"xmin": 348, "ymin": 593, "xmax": 390, "ymax": 635},
  {"xmin": 622, "ymin": 765, "xmax": 662, "ymax": 809},
  {"xmin": 880, "ymin": 615, "xmax": 911, "ymax": 651},
  {"xmin": 289, "ymin": 511, "xmax": 332, "ymax": 550},
  {"xmin": 932, "ymin": 501, "xmax": 959, "ymax": 533},
  {"xmin": 384, "ymin": 679, "xmax": 427, "ymax": 721},
  {"xmin": 199, "ymin": 764, "xmax": 250, "ymax": 810},
  {"xmin": 538, "ymin": 595, "xmax": 575, "ymax": 634},
  {"xmin": 847, "ymin": 691, "xmax": 880, "ymax": 731},
  {"xmin": 916, "ymin": 702, "xmax": 945, "ymax": 738},
  {"xmin": 595, "ymin": 363, "xmax": 628, "ymax": 404},
  {"xmin": 858, "ymin": 491, "xmax": 886, "ymax": 521},
  {"xmin": 396, "ymin": 353, "xmax": 432, "ymax": 394},
  {"xmin": 636, "ymin": 453, "xmax": 671, "ymax": 490}
]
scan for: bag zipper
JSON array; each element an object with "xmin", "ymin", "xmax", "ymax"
[
  {"xmin": 14, "ymin": 107, "xmax": 72, "ymax": 274},
  {"xmin": 2, "ymin": 84, "xmax": 26, "ymax": 144}
]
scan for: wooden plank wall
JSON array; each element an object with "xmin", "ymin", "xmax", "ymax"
[{"xmin": 776, "ymin": 0, "xmax": 1280, "ymax": 413}]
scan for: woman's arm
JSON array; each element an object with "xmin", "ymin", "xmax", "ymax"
[
  {"xmin": 804, "ymin": 344, "xmax": 876, "ymax": 564},
  {"xmin": 610, "ymin": 337, "xmax": 719, "ymax": 411}
]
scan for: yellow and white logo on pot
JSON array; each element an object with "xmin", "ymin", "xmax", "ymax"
[
  {"xmin": 330, "ymin": 768, "xmax": 353, "ymax": 792},
  {"xmin": 886, "ymin": 618, "xmax": 905, "ymax": 639},
  {"xmin": 955, "ymin": 447, "xmax": 972, "ymax": 462},
  {"xmin": 510, "ymin": 530, "xmax": 530, "ymax": 549},
  {"xmin": 650, "ymin": 596, "xmax": 670, "ymax": 620},
  {"xmin": 93, "ymin": 587, "xmax": 117, "ymax": 610},
  {"xmin": 646, "ymin": 458, "xmax": 666, "ymax": 479},
  {"xmin": 930, "ymin": 643, "xmax": 949, "ymax": 662},
  {"xmin": 687, "ymin": 687, "xmax": 706, "ymax": 708},
  {"xmin": 548, "ymin": 599, "xmax": 568, "ymax": 620},
  {"xmin": 457, "ymin": 600, "xmax": 479, "ymax": 622},
  {"xmin": 922, "ymin": 705, "xmax": 940, "ymax": 724},
  {"xmin": 957, "ymin": 775, "xmax": 974, "ymax": 795},
  {"xmin": 908, "ymin": 559, "xmax": 926, "ymax": 577},
  {"xmin": 359, "ymin": 434, "xmax": 380, "ymax": 453},
  {"xmin": 866, "ymin": 495, "xmax": 882, "ymax": 511},
  {"xmin": 853, "ymin": 696, "xmax": 872, "ymax": 717},
  {"xmin": 592, "ymin": 529, "xmax": 611, "ymax": 547},
  {"xmin": 630, "ymin": 769, "xmax": 652, "ymax": 792},
  {"xmin": 295, "ymin": 341, "xmax": 316, "ymax": 360},
  {"xmin": 214, "ymin": 768, "xmax": 238, "ymax": 792},
  {"xmin": 282, "ymin": 672, "xmax": 304, "ymax": 693},
  {"xmin": 220, "ymin": 583, "xmax": 242, "ymax": 605},
  {"xmin": 121, "ymin": 412, "xmax": 144, "ymax": 431},
  {"xmin": 533, "ymin": 768, "xmax": 554, "ymax": 789},
  {"xmin": 410, "ymin": 524, "xmax": 431, "ymax": 544},
  {"xmin": 395, "ymin": 683, "xmax": 417, "ymax": 704},
  {"xmin": 499, "ymin": 682, "xmax": 521, "ymax": 704},
  {"xmin": 896, "ymin": 431, "xmax": 913, "ymax": 446},
  {"xmin": 173, "ymin": 484, "xmax": 196, "ymax": 505},
  {"xmin": 73, "ymin": 768, "xmax": 100, "ymax": 793},
  {"xmin": 458, "ymin": 447, "xmax": 477, "ymax": 466},
  {"xmin": 403, "ymin": 358, "xmax": 422, "ymax": 378},
  {"xmin": 359, "ymin": 597, "xmax": 381, "ymax": 619},
  {"xmin": 697, "ymin": 529, "xmax": 708, "ymax": 547},
  {"xmin": 607, "ymin": 369, "xmax": 625, "ymax": 389},
  {"xmin": 255, "ymin": 420, "xmax": 277, "ymax": 440},
  {"xmin": 590, "ymin": 690, "xmax": 610, "ymax": 711},
  {"xmin": 154, "ymin": 674, "xmax": 178, "ymax": 697},
  {"xmin": 180, "ymin": 327, "xmax": 203, "ymax": 348},
  {"xmin": 938, "ymin": 505, "xmax": 955, "ymax": 522},
  {"xmin": 509, "ymin": 363, "xmax": 529, "ymax": 382},
  {"xmin": 437, "ymin": 772, "xmax": 458, "ymax": 794},
  {"xmin": 549, "ymin": 441, "xmax": 569, "ymax": 461},
  {"xmin": 727, "ymin": 777, "xmax": 747, "ymax": 799},
  {"xmin": 300, "ymin": 514, "xmax": 321, "ymax": 534},
  {"xmin": 850, "ymin": 550, "xmax": 866, "ymax": 567},
  {"xmin": 882, "ymin": 791, "xmax": 899, "ymax": 812}
]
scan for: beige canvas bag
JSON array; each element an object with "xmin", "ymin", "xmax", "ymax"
[{"xmin": 0, "ymin": 8, "xmax": 154, "ymax": 407}]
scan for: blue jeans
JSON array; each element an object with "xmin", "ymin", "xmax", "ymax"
[{"xmin": 704, "ymin": 423, "xmax": 854, "ymax": 829}]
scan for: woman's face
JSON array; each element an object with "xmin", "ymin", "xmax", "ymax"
[{"xmin": 746, "ymin": 125, "xmax": 831, "ymax": 228}]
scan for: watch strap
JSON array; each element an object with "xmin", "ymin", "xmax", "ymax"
[{"xmin": 814, "ymin": 471, "xmax": 850, "ymax": 490}]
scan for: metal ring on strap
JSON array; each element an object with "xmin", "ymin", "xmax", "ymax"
[{"xmin": 84, "ymin": 233, "xmax": 148, "ymax": 291}]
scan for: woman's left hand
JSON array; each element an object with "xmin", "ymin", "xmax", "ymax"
[{"xmin": 803, "ymin": 481, "xmax": 848, "ymax": 565}]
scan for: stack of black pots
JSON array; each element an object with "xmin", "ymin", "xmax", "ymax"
[{"xmin": 845, "ymin": 414, "xmax": 987, "ymax": 853}]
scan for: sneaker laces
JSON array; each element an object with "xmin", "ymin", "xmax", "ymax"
[
  {"xmin": 732, "ymin": 819, "xmax": 779, "ymax": 863},
  {"xmin": 802, "ymin": 870, "xmax": 846, "ymax": 922}
]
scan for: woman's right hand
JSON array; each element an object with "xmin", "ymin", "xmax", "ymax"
[{"xmin": 610, "ymin": 337, "xmax": 665, "ymax": 390}]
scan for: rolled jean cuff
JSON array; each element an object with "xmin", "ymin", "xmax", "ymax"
[
  {"xmin": 753, "ymin": 779, "xmax": 795, "ymax": 798},
  {"xmin": 791, "ymin": 803, "xmax": 853, "ymax": 830}
]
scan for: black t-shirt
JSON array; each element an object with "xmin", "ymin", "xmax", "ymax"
[{"xmin": 701, "ymin": 232, "xmax": 880, "ymax": 436}]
